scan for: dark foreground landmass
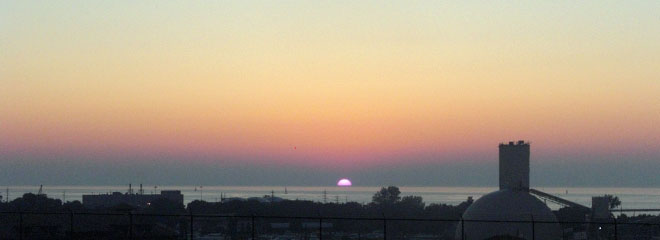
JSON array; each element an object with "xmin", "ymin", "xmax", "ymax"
[{"xmin": 0, "ymin": 186, "xmax": 658, "ymax": 239}]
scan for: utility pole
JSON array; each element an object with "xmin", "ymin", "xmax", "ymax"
[{"xmin": 322, "ymin": 190, "xmax": 327, "ymax": 203}]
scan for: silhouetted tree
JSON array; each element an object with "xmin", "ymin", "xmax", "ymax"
[
  {"xmin": 9, "ymin": 193, "xmax": 62, "ymax": 212},
  {"xmin": 399, "ymin": 196, "xmax": 424, "ymax": 209},
  {"xmin": 62, "ymin": 200, "xmax": 85, "ymax": 212},
  {"xmin": 604, "ymin": 195, "xmax": 621, "ymax": 209},
  {"xmin": 372, "ymin": 186, "xmax": 401, "ymax": 206}
]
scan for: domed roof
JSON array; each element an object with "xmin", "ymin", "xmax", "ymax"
[{"xmin": 456, "ymin": 189, "xmax": 560, "ymax": 240}]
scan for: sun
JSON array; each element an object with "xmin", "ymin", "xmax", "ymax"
[{"xmin": 337, "ymin": 178, "xmax": 352, "ymax": 187}]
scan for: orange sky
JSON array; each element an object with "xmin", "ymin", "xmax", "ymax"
[{"xmin": 1, "ymin": 1, "xmax": 659, "ymax": 168}]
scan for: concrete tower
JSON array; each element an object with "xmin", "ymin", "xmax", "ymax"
[
  {"xmin": 456, "ymin": 141, "xmax": 560, "ymax": 240},
  {"xmin": 499, "ymin": 140, "xmax": 530, "ymax": 191}
]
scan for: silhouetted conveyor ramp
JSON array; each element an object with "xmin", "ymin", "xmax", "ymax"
[{"xmin": 529, "ymin": 188, "xmax": 590, "ymax": 211}]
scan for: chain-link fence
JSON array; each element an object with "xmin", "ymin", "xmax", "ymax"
[{"xmin": 1, "ymin": 211, "xmax": 659, "ymax": 240}]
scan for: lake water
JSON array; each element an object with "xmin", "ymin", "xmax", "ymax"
[{"xmin": 3, "ymin": 185, "xmax": 660, "ymax": 214}]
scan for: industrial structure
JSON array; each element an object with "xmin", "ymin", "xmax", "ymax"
[
  {"xmin": 499, "ymin": 141, "xmax": 530, "ymax": 191},
  {"xmin": 82, "ymin": 184, "xmax": 183, "ymax": 209},
  {"xmin": 591, "ymin": 196, "xmax": 612, "ymax": 220},
  {"xmin": 457, "ymin": 141, "xmax": 561, "ymax": 240}
]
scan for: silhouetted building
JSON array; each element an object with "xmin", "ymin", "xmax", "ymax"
[
  {"xmin": 83, "ymin": 190, "xmax": 183, "ymax": 209},
  {"xmin": 457, "ymin": 141, "xmax": 560, "ymax": 240},
  {"xmin": 499, "ymin": 141, "xmax": 530, "ymax": 191},
  {"xmin": 591, "ymin": 196, "xmax": 611, "ymax": 219}
]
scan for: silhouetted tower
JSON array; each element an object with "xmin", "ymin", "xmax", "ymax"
[{"xmin": 499, "ymin": 140, "xmax": 530, "ymax": 191}]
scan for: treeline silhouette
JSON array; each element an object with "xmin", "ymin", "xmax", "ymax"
[
  {"xmin": 0, "ymin": 186, "xmax": 473, "ymax": 239},
  {"xmin": 189, "ymin": 186, "xmax": 471, "ymax": 218},
  {"xmin": 2, "ymin": 186, "xmax": 655, "ymax": 239}
]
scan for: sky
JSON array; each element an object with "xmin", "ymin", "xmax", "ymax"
[{"xmin": 1, "ymin": 1, "xmax": 659, "ymax": 186}]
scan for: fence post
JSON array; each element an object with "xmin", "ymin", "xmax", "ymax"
[
  {"xmin": 614, "ymin": 218, "xmax": 618, "ymax": 240},
  {"xmin": 70, "ymin": 211, "xmax": 74, "ymax": 240},
  {"xmin": 530, "ymin": 214, "xmax": 535, "ymax": 240},
  {"xmin": 128, "ymin": 212, "xmax": 133, "ymax": 240},
  {"xmin": 460, "ymin": 218, "xmax": 465, "ymax": 240},
  {"xmin": 319, "ymin": 216, "xmax": 323, "ymax": 240},
  {"xmin": 18, "ymin": 211, "xmax": 23, "ymax": 240},
  {"xmin": 382, "ymin": 214, "xmax": 387, "ymax": 240},
  {"xmin": 251, "ymin": 215, "xmax": 256, "ymax": 240},
  {"xmin": 190, "ymin": 212, "xmax": 194, "ymax": 240}
]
